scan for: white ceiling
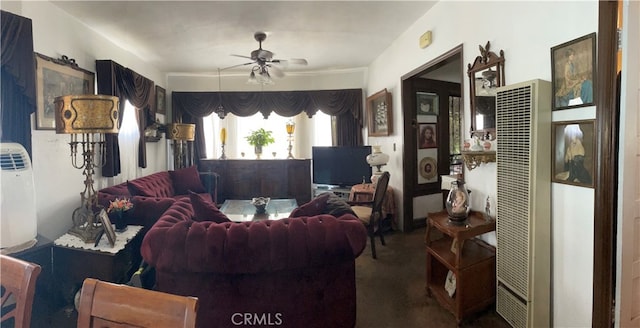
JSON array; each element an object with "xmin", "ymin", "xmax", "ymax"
[{"xmin": 50, "ymin": 1, "xmax": 437, "ymax": 76}]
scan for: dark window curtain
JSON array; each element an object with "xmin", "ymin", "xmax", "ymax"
[
  {"xmin": 1, "ymin": 10, "xmax": 36, "ymax": 158},
  {"xmin": 96, "ymin": 60, "xmax": 154, "ymax": 177},
  {"xmin": 172, "ymin": 89, "xmax": 364, "ymax": 164}
]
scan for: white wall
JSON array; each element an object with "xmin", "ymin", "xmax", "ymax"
[
  {"xmin": 366, "ymin": 1, "xmax": 597, "ymax": 327},
  {"xmin": 3, "ymin": 1, "xmax": 166, "ymax": 240}
]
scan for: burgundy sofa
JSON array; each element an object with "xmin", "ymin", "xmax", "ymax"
[
  {"xmin": 141, "ymin": 193, "xmax": 368, "ymax": 328},
  {"xmin": 97, "ymin": 166, "xmax": 218, "ymax": 230}
]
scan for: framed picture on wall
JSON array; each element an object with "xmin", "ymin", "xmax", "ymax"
[
  {"xmin": 35, "ymin": 53, "xmax": 95, "ymax": 130},
  {"xmin": 417, "ymin": 92, "xmax": 438, "ymax": 115},
  {"xmin": 155, "ymin": 85, "xmax": 166, "ymax": 115},
  {"xmin": 367, "ymin": 88, "xmax": 392, "ymax": 136},
  {"xmin": 551, "ymin": 120, "xmax": 595, "ymax": 188},
  {"xmin": 418, "ymin": 123, "xmax": 437, "ymax": 149},
  {"xmin": 551, "ymin": 32, "xmax": 596, "ymax": 111}
]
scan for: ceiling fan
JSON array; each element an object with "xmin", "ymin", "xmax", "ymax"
[{"xmin": 224, "ymin": 31, "xmax": 308, "ymax": 84}]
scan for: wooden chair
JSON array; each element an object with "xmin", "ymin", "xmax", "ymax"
[
  {"xmin": 76, "ymin": 278, "xmax": 198, "ymax": 328},
  {"xmin": 1, "ymin": 254, "xmax": 42, "ymax": 328},
  {"xmin": 349, "ymin": 171, "xmax": 391, "ymax": 259}
]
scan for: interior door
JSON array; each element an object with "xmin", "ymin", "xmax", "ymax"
[{"xmin": 401, "ymin": 47, "xmax": 463, "ymax": 230}]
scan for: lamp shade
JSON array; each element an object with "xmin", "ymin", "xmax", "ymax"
[
  {"xmin": 167, "ymin": 123, "xmax": 196, "ymax": 141},
  {"xmin": 54, "ymin": 95, "xmax": 120, "ymax": 134},
  {"xmin": 366, "ymin": 145, "xmax": 390, "ymax": 167}
]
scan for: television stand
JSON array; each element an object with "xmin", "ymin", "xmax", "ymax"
[{"xmin": 313, "ymin": 185, "xmax": 352, "ymax": 200}]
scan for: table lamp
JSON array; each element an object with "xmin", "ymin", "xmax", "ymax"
[
  {"xmin": 167, "ymin": 123, "xmax": 196, "ymax": 169},
  {"xmin": 366, "ymin": 145, "xmax": 390, "ymax": 184},
  {"xmin": 54, "ymin": 94, "xmax": 120, "ymax": 243},
  {"xmin": 286, "ymin": 120, "xmax": 295, "ymax": 159}
]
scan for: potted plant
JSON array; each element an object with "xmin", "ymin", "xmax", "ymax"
[{"xmin": 245, "ymin": 128, "xmax": 275, "ymax": 158}]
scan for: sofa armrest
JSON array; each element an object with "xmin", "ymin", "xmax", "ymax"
[{"xmin": 198, "ymin": 171, "xmax": 220, "ymax": 204}]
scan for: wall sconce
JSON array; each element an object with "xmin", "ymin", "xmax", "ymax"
[
  {"xmin": 54, "ymin": 94, "xmax": 119, "ymax": 243},
  {"xmin": 167, "ymin": 123, "xmax": 196, "ymax": 169}
]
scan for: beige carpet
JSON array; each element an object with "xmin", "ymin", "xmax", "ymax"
[{"xmin": 355, "ymin": 227, "xmax": 511, "ymax": 328}]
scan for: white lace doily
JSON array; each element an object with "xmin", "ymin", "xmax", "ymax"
[{"xmin": 54, "ymin": 225, "xmax": 143, "ymax": 254}]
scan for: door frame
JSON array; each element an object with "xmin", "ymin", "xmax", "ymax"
[
  {"xmin": 593, "ymin": 1, "xmax": 618, "ymax": 326},
  {"xmin": 400, "ymin": 44, "xmax": 464, "ymax": 231}
]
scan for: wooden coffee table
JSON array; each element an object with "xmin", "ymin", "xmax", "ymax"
[{"xmin": 219, "ymin": 199, "xmax": 298, "ymax": 222}]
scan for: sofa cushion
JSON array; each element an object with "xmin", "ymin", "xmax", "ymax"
[
  {"xmin": 170, "ymin": 166, "xmax": 206, "ymax": 195},
  {"xmin": 129, "ymin": 196, "xmax": 176, "ymax": 228},
  {"xmin": 127, "ymin": 172, "xmax": 175, "ymax": 197},
  {"xmin": 189, "ymin": 191, "xmax": 231, "ymax": 223}
]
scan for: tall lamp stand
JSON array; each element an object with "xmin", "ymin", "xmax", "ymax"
[{"xmin": 55, "ymin": 95, "xmax": 120, "ymax": 243}]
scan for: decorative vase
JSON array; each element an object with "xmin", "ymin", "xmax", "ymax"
[
  {"xmin": 111, "ymin": 211, "xmax": 128, "ymax": 232},
  {"xmin": 445, "ymin": 180, "xmax": 471, "ymax": 224},
  {"xmin": 254, "ymin": 145, "xmax": 262, "ymax": 159}
]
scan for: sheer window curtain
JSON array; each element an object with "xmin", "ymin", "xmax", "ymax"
[{"xmin": 110, "ymin": 101, "xmax": 140, "ymax": 184}]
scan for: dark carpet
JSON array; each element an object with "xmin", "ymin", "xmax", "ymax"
[{"xmin": 355, "ymin": 227, "xmax": 511, "ymax": 328}]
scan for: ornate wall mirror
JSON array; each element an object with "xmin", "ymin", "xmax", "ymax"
[{"xmin": 467, "ymin": 41, "xmax": 505, "ymax": 138}]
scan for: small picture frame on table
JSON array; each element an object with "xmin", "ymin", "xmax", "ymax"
[
  {"xmin": 98, "ymin": 209, "xmax": 116, "ymax": 247},
  {"xmin": 367, "ymin": 88, "xmax": 392, "ymax": 136},
  {"xmin": 551, "ymin": 120, "xmax": 595, "ymax": 188},
  {"xmin": 551, "ymin": 32, "xmax": 596, "ymax": 111}
]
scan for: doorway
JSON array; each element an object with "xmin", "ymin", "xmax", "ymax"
[{"xmin": 401, "ymin": 45, "xmax": 464, "ymax": 231}]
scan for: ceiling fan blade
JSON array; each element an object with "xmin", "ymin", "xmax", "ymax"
[
  {"xmin": 221, "ymin": 62, "xmax": 253, "ymax": 70},
  {"xmin": 268, "ymin": 65, "xmax": 285, "ymax": 78},
  {"xmin": 289, "ymin": 58, "xmax": 308, "ymax": 65},
  {"xmin": 231, "ymin": 54, "xmax": 253, "ymax": 60}
]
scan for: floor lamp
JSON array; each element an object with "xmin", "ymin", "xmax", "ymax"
[
  {"xmin": 54, "ymin": 94, "xmax": 120, "ymax": 243},
  {"xmin": 167, "ymin": 123, "xmax": 196, "ymax": 169}
]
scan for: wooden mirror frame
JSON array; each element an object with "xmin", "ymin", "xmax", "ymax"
[{"xmin": 467, "ymin": 41, "xmax": 505, "ymax": 138}]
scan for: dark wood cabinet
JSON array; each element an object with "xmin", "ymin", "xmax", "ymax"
[
  {"xmin": 425, "ymin": 210, "xmax": 496, "ymax": 326},
  {"xmin": 200, "ymin": 159, "xmax": 312, "ymax": 205}
]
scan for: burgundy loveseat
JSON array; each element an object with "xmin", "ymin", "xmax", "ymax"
[{"xmin": 141, "ymin": 194, "xmax": 368, "ymax": 328}]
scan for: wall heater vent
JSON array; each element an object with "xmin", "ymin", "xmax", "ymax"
[{"xmin": 495, "ymin": 80, "xmax": 551, "ymax": 328}]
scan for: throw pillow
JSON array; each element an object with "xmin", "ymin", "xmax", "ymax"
[
  {"xmin": 325, "ymin": 193, "xmax": 356, "ymax": 216},
  {"xmin": 289, "ymin": 192, "xmax": 330, "ymax": 217},
  {"xmin": 189, "ymin": 191, "xmax": 231, "ymax": 223},
  {"xmin": 127, "ymin": 180, "xmax": 154, "ymax": 197},
  {"xmin": 170, "ymin": 166, "xmax": 206, "ymax": 195}
]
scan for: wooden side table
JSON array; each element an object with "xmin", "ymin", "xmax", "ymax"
[
  {"xmin": 425, "ymin": 210, "xmax": 496, "ymax": 326},
  {"xmin": 51, "ymin": 226, "xmax": 143, "ymax": 326}
]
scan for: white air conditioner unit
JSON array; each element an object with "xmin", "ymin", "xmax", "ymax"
[{"xmin": 0, "ymin": 142, "xmax": 37, "ymax": 251}]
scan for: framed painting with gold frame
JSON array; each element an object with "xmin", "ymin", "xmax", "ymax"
[
  {"xmin": 155, "ymin": 85, "xmax": 166, "ymax": 115},
  {"xmin": 367, "ymin": 88, "xmax": 392, "ymax": 136},
  {"xmin": 35, "ymin": 53, "xmax": 95, "ymax": 130}
]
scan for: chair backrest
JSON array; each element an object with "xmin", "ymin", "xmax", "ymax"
[
  {"xmin": 1, "ymin": 254, "xmax": 42, "ymax": 328},
  {"xmin": 371, "ymin": 172, "xmax": 391, "ymax": 217},
  {"xmin": 76, "ymin": 278, "xmax": 198, "ymax": 328}
]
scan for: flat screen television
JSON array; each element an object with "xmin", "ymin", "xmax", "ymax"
[{"xmin": 312, "ymin": 146, "xmax": 372, "ymax": 187}]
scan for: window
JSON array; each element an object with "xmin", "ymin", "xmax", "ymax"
[
  {"xmin": 117, "ymin": 101, "xmax": 140, "ymax": 182},
  {"xmin": 203, "ymin": 111, "xmax": 332, "ymax": 159}
]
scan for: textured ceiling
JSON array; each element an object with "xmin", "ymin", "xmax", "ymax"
[{"xmin": 50, "ymin": 1, "xmax": 437, "ymax": 75}]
